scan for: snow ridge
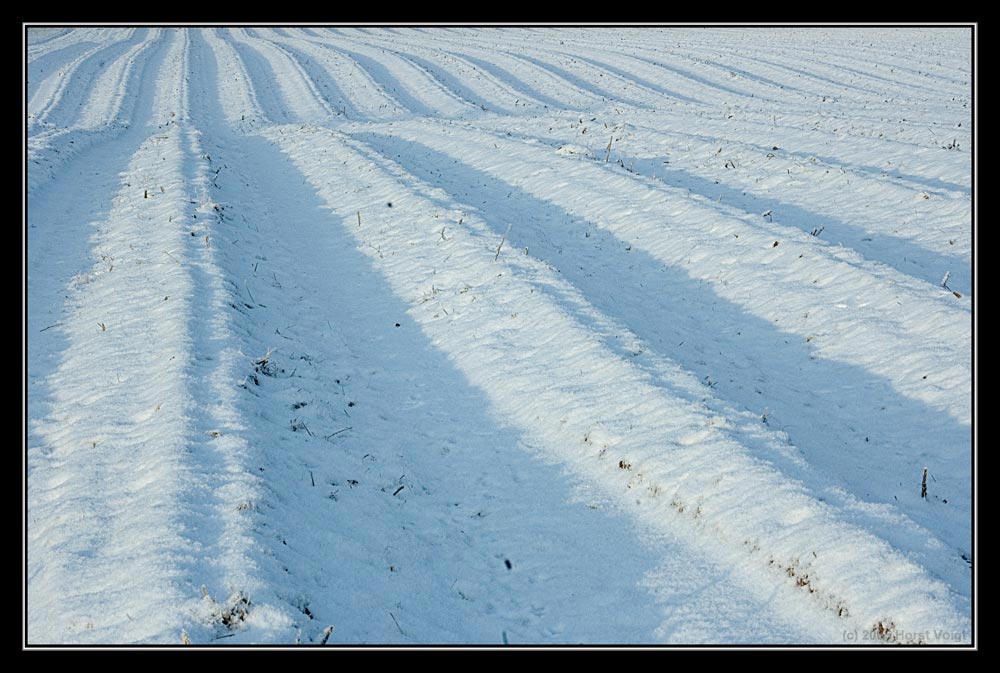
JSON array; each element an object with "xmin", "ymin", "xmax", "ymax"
[
  {"xmin": 26, "ymin": 27, "xmax": 973, "ymax": 646},
  {"xmin": 263, "ymin": 124, "xmax": 969, "ymax": 644}
]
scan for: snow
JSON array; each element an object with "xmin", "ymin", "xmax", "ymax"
[{"xmin": 25, "ymin": 25, "xmax": 974, "ymax": 646}]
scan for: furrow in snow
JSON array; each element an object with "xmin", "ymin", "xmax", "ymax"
[
  {"xmin": 28, "ymin": 123, "xmax": 203, "ymax": 644},
  {"xmin": 739, "ymin": 45, "xmax": 948, "ymax": 101},
  {"xmin": 394, "ymin": 47, "xmax": 551, "ymax": 113},
  {"xmin": 251, "ymin": 28, "xmax": 401, "ymax": 120},
  {"xmin": 28, "ymin": 28, "xmax": 129, "ymax": 60},
  {"xmin": 687, "ymin": 42, "xmax": 897, "ymax": 102},
  {"xmin": 150, "ymin": 29, "xmax": 191, "ymax": 126},
  {"xmin": 174, "ymin": 121, "xmax": 300, "ymax": 645},
  {"xmin": 215, "ymin": 28, "xmax": 299, "ymax": 125},
  {"xmin": 325, "ymin": 29, "xmax": 566, "ymax": 114},
  {"xmin": 176, "ymin": 33, "xmax": 823, "ymax": 643},
  {"xmin": 304, "ymin": 32, "xmax": 528, "ymax": 117},
  {"xmin": 352, "ymin": 130, "xmax": 972, "ymax": 589},
  {"xmin": 390, "ymin": 26, "xmax": 707, "ymax": 114},
  {"xmin": 25, "ymin": 26, "xmax": 974, "ymax": 646},
  {"xmin": 261, "ymin": 124, "xmax": 970, "ymax": 644},
  {"xmin": 553, "ymin": 51, "xmax": 711, "ymax": 107},
  {"xmin": 520, "ymin": 29, "xmax": 772, "ymax": 107},
  {"xmin": 27, "ymin": 38, "xmax": 100, "ymax": 104},
  {"xmin": 617, "ymin": 28, "xmax": 966, "ymax": 109},
  {"xmin": 622, "ymin": 102, "xmax": 969, "ymax": 192},
  {"xmin": 721, "ymin": 35, "xmax": 962, "ymax": 103},
  {"xmin": 351, "ymin": 27, "xmax": 600, "ymax": 112},
  {"xmin": 27, "ymin": 33, "xmax": 295, "ymax": 642},
  {"xmin": 26, "ymin": 30, "xmax": 176, "ymax": 195},
  {"xmin": 529, "ymin": 28, "xmax": 966, "ymax": 111},
  {"xmin": 226, "ymin": 28, "xmax": 334, "ymax": 124},
  {"xmin": 642, "ymin": 27, "xmax": 967, "ymax": 94},
  {"xmin": 441, "ymin": 51, "xmax": 579, "ymax": 111},
  {"xmin": 307, "ymin": 35, "xmax": 473, "ymax": 118},
  {"xmin": 506, "ymin": 46, "xmax": 698, "ymax": 111},
  {"xmin": 471, "ymin": 112, "xmax": 971, "ymax": 295},
  {"xmin": 378, "ymin": 120, "xmax": 971, "ymax": 426},
  {"xmin": 29, "ymin": 28, "xmax": 146, "ymax": 130},
  {"xmin": 28, "ymin": 29, "xmax": 130, "ymax": 127},
  {"xmin": 199, "ymin": 28, "xmax": 267, "ymax": 130},
  {"xmin": 490, "ymin": 45, "xmax": 648, "ymax": 108},
  {"xmin": 359, "ymin": 44, "xmax": 525, "ymax": 115},
  {"xmin": 631, "ymin": 51, "xmax": 782, "ymax": 106},
  {"xmin": 27, "ymin": 27, "xmax": 80, "ymax": 58},
  {"xmin": 75, "ymin": 28, "xmax": 164, "ymax": 130}
]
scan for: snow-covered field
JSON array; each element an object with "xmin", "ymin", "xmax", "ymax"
[{"xmin": 24, "ymin": 26, "xmax": 975, "ymax": 646}]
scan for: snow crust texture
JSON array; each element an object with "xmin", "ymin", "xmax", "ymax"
[{"xmin": 26, "ymin": 26, "xmax": 973, "ymax": 645}]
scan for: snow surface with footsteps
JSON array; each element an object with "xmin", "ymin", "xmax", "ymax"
[{"xmin": 25, "ymin": 27, "xmax": 974, "ymax": 645}]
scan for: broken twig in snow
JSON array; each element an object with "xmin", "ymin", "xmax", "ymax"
[
  {"xmin": 495, "ymin": 223, "xmax": 513, "ymax": 262},
  {"xmin": 389, "ymin": 611, "xmax": 404, "ymax": 635},
  {"xmin": 324, "ymin": 426, "xmax": 352, "ymax": 440},
  {"xmin": 940, "ymin": 271, "xmax": 962, "ymax": 298}
]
